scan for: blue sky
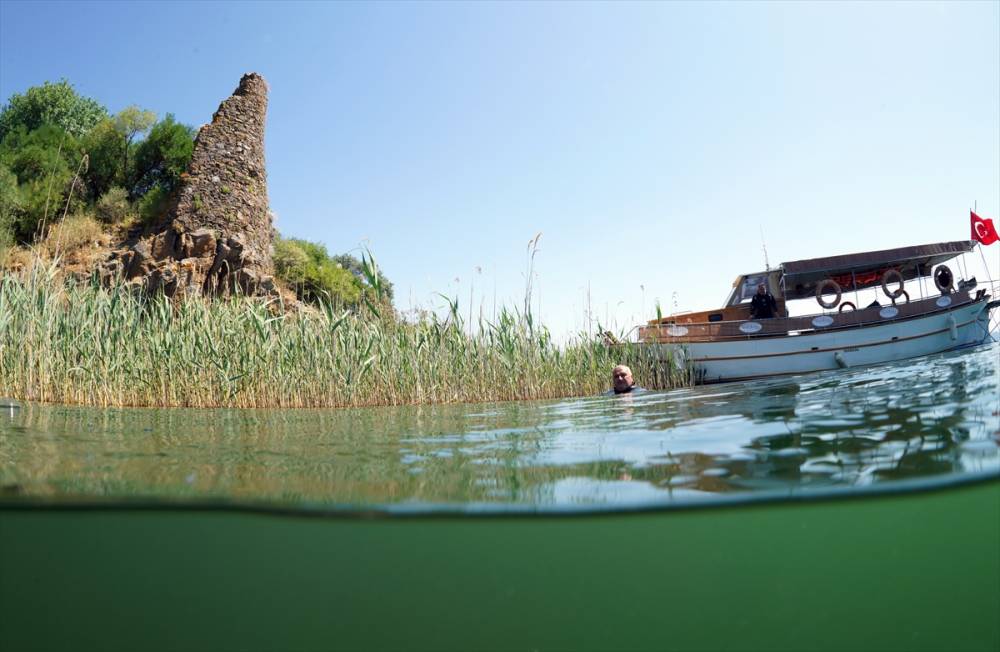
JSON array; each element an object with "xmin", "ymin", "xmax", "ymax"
[{"xmin": 2, "ymin": 1, "xmax": 998, "ymax": 336}]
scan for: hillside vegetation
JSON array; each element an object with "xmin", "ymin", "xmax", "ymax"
[{"xmin": 0, "ymin": 79, "xmax": 386, "ymax": 309}]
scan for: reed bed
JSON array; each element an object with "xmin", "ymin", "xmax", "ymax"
[{"xmin": 0, "ymin": 263, "xmax": 690, "ymax": 408}]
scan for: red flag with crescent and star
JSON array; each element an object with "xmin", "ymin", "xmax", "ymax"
[{"xmin": 971, "ymin": 211, "xmax": 999, "ymax": 245}]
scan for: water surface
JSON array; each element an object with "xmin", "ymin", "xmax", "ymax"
[{"xmin": 2, "ymin": 343, "xmax": 998, "ymax": 509}]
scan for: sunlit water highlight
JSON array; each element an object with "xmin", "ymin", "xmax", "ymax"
[{"xmin": 2, "ymin": 343, "xmax": 998, "ymax": 509}]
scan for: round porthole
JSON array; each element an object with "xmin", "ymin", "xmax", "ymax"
[
  {"xmin": 666, "ymin": 326, "xmax": 689, "ymax": 337},
  {"xmin": 812, "ymin": 315, "xmax": 834, "ymax": 328},
  {"xmin": 879, "ymin": 307, "xmax": 899, "ymax": 319},
  {"xmin": 739, "ymin": 321, "xmax": 763, "ymax": 334},
  {"xmin": 936, "ymin": 296, "xmax": 952, "ymax": 308}
]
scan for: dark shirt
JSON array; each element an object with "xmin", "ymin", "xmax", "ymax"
[
  {"xmin": 749, "ymin": 292, "xmax": 777, "ymax": 319},
  {"xmin": 604, "ymin": 385, "xmax": 646, "ymax": 396}
]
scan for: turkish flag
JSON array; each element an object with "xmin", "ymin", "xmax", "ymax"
[{"xmin": 971, "ymin": 211, "xmax": 999, "ymax": 245}]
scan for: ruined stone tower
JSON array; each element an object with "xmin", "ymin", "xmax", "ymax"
[{"xmin": 105, "ymin": 73, "xmax": 276, "ymax": 296}]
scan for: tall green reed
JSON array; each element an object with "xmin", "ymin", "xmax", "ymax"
[{"xmin": 0, "ymin": 261, "xmax": 690, "ymax": 408}]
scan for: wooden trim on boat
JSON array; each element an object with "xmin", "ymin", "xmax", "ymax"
[
  {"xmin": 662, "ymin": 300, "xmax": 788, "ymax": 326},
  {"xmin": 640, "ymin": 293, "xmax": 981, "ymax": 344}
]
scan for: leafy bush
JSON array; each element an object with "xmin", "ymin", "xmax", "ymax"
[
  {"xmin": 273, "ymin": 236, "xmax": 362, "ymax": 307},
  {"xmin": 272, "ymin": 236, "xmax": 310, "ymax": 284},
  {"xmin": 94, "ymin": 186, "xmax": 130, "ymax": 224},
  {"xmin": 138, "ymin": 185, "xmax": 170, "ymax": 226}
]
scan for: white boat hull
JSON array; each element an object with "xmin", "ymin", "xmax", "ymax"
[{"xmin": 662, "ymin": 299, "xmax": 994, "ymax": 384}]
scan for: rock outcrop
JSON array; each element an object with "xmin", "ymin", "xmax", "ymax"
[{"xmin": 104, "ymin": 73, "xmax": 276, "ymax": 297}]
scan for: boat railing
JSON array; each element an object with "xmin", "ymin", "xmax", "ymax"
[{"xmin": 638, "ymin": 290, "xmax": 984, "ymax": 343}]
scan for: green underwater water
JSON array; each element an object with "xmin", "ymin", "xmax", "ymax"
[
  {"xmin": 1, "ymin": 342, "xmax": 998, "ymax": 509},
  {"xmin": 0, "ymin": 478, "xmax": 995, "ymax": 652}
]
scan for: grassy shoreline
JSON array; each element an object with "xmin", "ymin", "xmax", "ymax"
[{"xmin": 0, "ymin": 264, "xmax": 689, "ymax": 409}]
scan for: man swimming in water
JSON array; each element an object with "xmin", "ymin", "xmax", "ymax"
[{"xmin": 608, "ymin": 364, "xmax": 642, "ymax": 395}]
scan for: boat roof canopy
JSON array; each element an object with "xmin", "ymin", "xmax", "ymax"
[{"xmin": 777, "ymin": 240, "xmax": 976, "ymax": 300}]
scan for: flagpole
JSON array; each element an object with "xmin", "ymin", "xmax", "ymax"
[
  {"xmin": 978, "ymin": 242, "xmax": 993, "ymax": 287},
  {"xmin": 970, "ymin": 204, "xmax": 999, "ymax": 335},
  {"xmin": 959, "ymin": 204, "xmax": 971, "ymax": 281},
  {"xmin": 973, "ymin": 203, "xmax": 999, "ymax": 335}
]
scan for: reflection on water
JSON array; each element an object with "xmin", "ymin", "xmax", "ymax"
[{"xmin": 1, "ymin": 344, "xmax": 998, "ymax": 507}]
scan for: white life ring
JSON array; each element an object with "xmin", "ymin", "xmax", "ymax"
[
  {"xmin": 881, "ymin": 269, "xmax": 905, "ymax": 299},
  {"xmin": 816, "ymin": 279, "xmax": 842, "ymax": 309}
]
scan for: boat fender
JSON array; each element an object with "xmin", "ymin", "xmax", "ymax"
[
  {"xmin": 838, "ymin": 301, "xmax": 856, "ymax": 313},
  {"xmin": 890, "ymin": 290, "xmax": 909, "ymax": 306},
  {"xmin": 816, "ymin": 279, "xmax": 842, "ymax": 309},
  {"xmin": 881, "ymin": 269, "xmax": 905, "ymax": 299},
  {"xmin": 834, "ymin": 352, "xmax": 848, "ymax": 368},
  {"xmin": 948, "ymin": 314, "xmax": 958, "ymax": 341},
  {"xmin": 934, "ymin": 265, "xmax": 954, "ymax": 293}
]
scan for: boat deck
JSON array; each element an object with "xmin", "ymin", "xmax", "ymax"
[{"xmin": 639, "ymin": 291, "xmax": 983, "ymax": 343}]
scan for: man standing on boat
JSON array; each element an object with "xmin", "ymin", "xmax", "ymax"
[{"xmin": 750, "ymin": 283, "xmax": 778, "ymax": 319}]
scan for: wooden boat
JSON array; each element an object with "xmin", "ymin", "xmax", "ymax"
[{"xmin": 639, "ymin": 240, "xmax": 1000, "ymax": 384}]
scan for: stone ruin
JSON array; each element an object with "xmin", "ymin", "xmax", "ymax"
[{"xmin": 103, "ymin": 73, "xmax": 276, "ymax": 297}]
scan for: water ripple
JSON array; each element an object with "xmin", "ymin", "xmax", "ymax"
[{"xmin": 1, "ymin": 343, "xmax": 998, "ymax": 507}]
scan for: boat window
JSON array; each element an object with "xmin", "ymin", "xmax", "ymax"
[{"xmin": 735, "ymin": 274, "xmax": 768, "ymax": 304}]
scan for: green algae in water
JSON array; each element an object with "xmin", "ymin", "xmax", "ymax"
[{"xmin": 1, "ymin": 343, "xmax": 998, "ymax": 508}]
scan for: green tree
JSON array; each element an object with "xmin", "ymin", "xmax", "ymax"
[
  {"xmin": 81, "ymin": 119, "xmax": 126, "ymax": 199},
  {"xmin": 0, "ymin": 124, "xmax": 77, "ymax": 181},
  {"xmin": 0, "ymin": 80, "xmax": 107, "ymax": 141},
  {"xmin": 129, "ymin": 115, "xmax": 195, "ymax": 197},
  {"xmin": 0, "ymin": 163, "xmax": 22, "ymax": 251},
  {"xmin": 0, "ymin": 124, "xmax": 82, "ymax": 240},
  {"xmin": 113, "ymin": 105, "xmax": 156, "ymax": 187},
  {"xmin": 331, "ymin": 253, "xmax": 395, "ymax": 301}
]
